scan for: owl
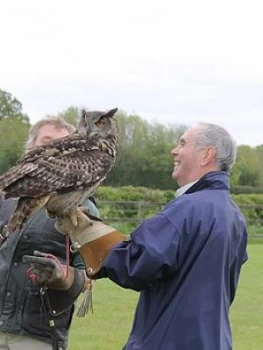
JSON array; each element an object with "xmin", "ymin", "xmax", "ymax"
[{"xmin": 0, "ymin": 108, "xmax": 118, "ymax": 242}]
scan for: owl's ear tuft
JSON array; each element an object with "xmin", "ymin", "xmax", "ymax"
[
  {"xmin": 106, "ymin": 108, "xmax": 118, "ymax": 118},
  {"xmin": 81, "ymin": 109, "xmax": 87, "ymax": 118}
]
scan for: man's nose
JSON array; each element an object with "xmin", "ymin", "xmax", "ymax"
[{"xmin": 171, "ymin": 145, "xmax": 179, "ymax": 156}]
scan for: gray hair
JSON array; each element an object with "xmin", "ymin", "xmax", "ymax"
[
  {"xmin": 25, "ymin": 116, "xmax": 75, "ymax": 150},
  {"xmin": 194, "ymin": 122, "xmax": 237, "ymax": 173}
]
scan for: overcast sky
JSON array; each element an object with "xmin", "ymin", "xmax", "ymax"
[{"xmin": 1, "ymin": 0, "xmax": 262, "ymax": 147}]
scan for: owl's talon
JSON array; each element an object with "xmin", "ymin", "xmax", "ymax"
[
  {"xmin": 69, "ymin": 212, "xmax": 78, "ymax": 228},
  {"xmin": 78, "ymin": 206, "xmax": 90, "ymax": 217}
]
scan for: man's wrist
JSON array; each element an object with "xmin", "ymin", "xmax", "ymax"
[{"xmin": 47, "ymin": 268, "xmax": 85, "ymax": 314}]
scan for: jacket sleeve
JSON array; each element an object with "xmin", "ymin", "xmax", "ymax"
[
  {"xmin": 83, "ymin": 198, "xmax": 100, "ymax": 217},
  {"xmin": 95, "ymin": 214, "xmax": 180, "ymax": 291},
  {"xmin": 46, "ymin": 268, "xmax": 85, "ymax": 315}
]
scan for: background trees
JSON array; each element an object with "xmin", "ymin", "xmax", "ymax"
[
  {"xmin": 0, "ymin": 89, "xmax": 29, "ymax": 122},
  {"xmin": 0, "ymin": 89, "xmax": 30, "ymax": 173},
  {"xmin": 103, "ymin": 110, "xmax": 187, "ymax": 190},
  {"xmin": 0, "ymin": 88, "xmax": 262, "ymax": 192}
]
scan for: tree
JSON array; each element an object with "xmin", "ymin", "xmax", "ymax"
[
  {"xmin": 46, "ymin": 106, "xmax": 81, "ymax": 127},
  {"xmin": 255, "ymin": 145, "xmax": 263, "ymax": 186},
  {"xmin": 56, "ymin": 106, "xmax": 80, "ymax": 126},
  {"xmin": 231, "ymin": 145, "xmax": 261, "ymax": 187},
  {"xmin": 105, "ymin": 110, "xmax": 187, "ymax": 189},
  {"xmin": 0, "ymin": 89, "xmax": 30, "ymax": 173},
  {"xmin": 0, "ymin": 89, "xmax": 29, "ymax": 122}
]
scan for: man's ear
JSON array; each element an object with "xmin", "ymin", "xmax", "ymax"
[{"xmin": 201, "ymin": 146, "xmax": 216, "ymax": 166}]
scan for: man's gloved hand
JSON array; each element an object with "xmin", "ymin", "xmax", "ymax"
[
  {"xmin": 22, "ymin": 250, "xmax": 74, "ymax": 290},
  {"xmin": 56, "ymin": 207, "xmax": 116, "ymax": 246},
  {"xmin": 55, "ymin": 208, "xmax": 126, "ymax": 275}
]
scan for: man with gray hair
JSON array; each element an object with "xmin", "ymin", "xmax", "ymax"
[
  {"xmin": 56, "ymin": 122, "xmax": 248, "ymax": 350},
  {"xmin": 0, "ymin": 116, "xmax": 99, "ymax": 350}
]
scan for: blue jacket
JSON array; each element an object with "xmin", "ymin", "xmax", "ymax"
[{"xmin": 99, "ymin": 171, "xmax": 248, "ymax": 350}]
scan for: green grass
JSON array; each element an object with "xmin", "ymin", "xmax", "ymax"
[
  {"xmin": 69, "ymin": 244, "xmax": 263, "ymax": 349},
  {"xmin": 231, "ymin": 244, "xmax": 263, "ymax": 350},
  {"xmin": 69, "ymin": 281, "xmax": 138, "ymax": 349}
]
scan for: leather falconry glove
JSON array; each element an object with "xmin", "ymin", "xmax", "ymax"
[
  {"xmin": 55, "ymin": 208, "xmax": 125, "ymax": 276},
  {"xmin": 22, "ymin": 250, "xmax": 75, "ymax": 290}
]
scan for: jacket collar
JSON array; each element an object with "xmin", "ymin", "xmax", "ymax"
[
  {"xmin": 176, "ymin": 180, "xmax": 199, "ymax": 197},
  {"xmin": 184, "ymin": 171, "xmax": 230, "ymax": 195}
]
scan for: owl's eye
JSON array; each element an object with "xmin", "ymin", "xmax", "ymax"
[{"xmin": 95, "ymin": 119, "xmax": 104, "ymax": 127}]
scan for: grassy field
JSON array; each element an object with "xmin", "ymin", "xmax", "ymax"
[
  {"xmin": 231, "ymin": 243, "xmax": 263, "ymax": 350},
  {"xmin": 69, "ymin": 244, "xmax": 263, "ymax": 350}
]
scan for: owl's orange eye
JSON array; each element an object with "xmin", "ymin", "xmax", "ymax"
[{"xmin": 95, "ymin": 119, "xmax": 104, "ymax": 127}]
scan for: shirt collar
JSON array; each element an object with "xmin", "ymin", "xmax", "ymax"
[{"xmin": 176, "ymin": 180, "xmax": 199, "ymax": 197}]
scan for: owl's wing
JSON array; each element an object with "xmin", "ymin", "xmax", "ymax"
[
  {"xmin": 17, "ymin": 132, "xmax": 84, "ymax": 164},
  {"xmin": 0, "ymin": 135, "xmax": 100, "ymax": 194},
  {"xmin": 0, "ymin": 163, "xmax": 39, "ymax": 193},
  {"xmin": 2, "ymin": 148, "xmax": 114, "ymax": 198}
]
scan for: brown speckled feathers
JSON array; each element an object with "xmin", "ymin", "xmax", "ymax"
[{"xmin": 0, "ymin": 108, "xmax": 118, "ymax": 237}]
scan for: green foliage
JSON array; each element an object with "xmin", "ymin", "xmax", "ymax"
[
  {"xmin": 57, "ymin": 105, "xmax": 80, "ymax": 126},
  {"xmin": 231, "ymin": 145, "xmax": 261, "ymax": 187},
  {"xmin": 45, "ymin": 105, "xmax": 80, "ymax": 127},
  {"xmin": 0, "ymin": 89, "xmax": 29, "ymax": 122},
  {"xmin": 96, "ymin": 185, "xmax": 175, "ymax": 202},
  {"xmin": 0, "ymin": 116, "xmax": 30, "ymax": 173},
  {"xmin": 104, "ymin": 110, "xmax": 187, "ymax": 190},
  {"xmin": 105, "ymin": 110, "xmax": 263, "ymax": 190},
  {"xmin": 95, "ymin": 186, "xmax": 263, "ymax": 235},
  {"xmin": 0, "ymin": 90, "xmax": 263, "ymax": 190},
  {"xmin": 232, "ymin": 194, "xmax": 263, "ymax": 225},
  {"xmin": 255, "ymin": 145, "xmax": 263, "ymax": 186},
  {"xmin": 0, "ymin": 89, "xmax": 31, "ymax": 173},
  {"xmin": 95, "ymin": 186, "xmax": 175, "ymax": 224},
  {"xmin": 232, "ymin": 185, "xmax": 263, "ymax": 194}
]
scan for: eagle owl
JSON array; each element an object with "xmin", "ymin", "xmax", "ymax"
[{"xmin": 0, "ymin": 108, "xmax": 118, "ymax": 243}]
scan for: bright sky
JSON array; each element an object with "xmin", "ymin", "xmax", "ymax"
[{"xmin": 1, "ymin": 0, "xmax": 262, "ymax": 147}]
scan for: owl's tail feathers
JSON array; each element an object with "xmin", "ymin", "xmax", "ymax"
[{"xmin": 1, "ymin": 196, "xmax": 49, "ymax": 242}]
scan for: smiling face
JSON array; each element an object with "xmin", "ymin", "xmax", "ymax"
[{"xmin": 171, "ymin": 125, "xmax": 218, "ymax": 187}]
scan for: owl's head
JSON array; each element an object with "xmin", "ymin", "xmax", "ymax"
[{"xmin": 77, "ymin": 108, "xmax": 118, "ymax": 142}]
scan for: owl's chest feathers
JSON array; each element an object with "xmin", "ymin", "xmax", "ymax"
[
  {"xmin": 46, "ymin": 188, "xmax": 92, "ymax": 217},
  {"xmin": 98, "ymin": 139, "xmax": 117, "ymax": 158},
  {"xmin": 44, "ymin": 141, "xmax": 116, "ymax": 217}
]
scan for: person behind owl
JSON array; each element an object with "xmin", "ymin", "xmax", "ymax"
[
  {"xmin": 56, "ymin": 122, "xmax": 248, "ymax": 350},
  {"xmin": 0, "ymin": 116, "xmax": 99, "ymax": 350}
]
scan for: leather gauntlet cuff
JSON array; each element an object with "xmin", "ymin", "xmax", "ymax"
[
  {"xmin": 46, "ymin": 268, "xmax": 85, "ymax": 315},
  {"xmin": 79, "ymin": 230, "xmax": 125, "ymax": 276}
]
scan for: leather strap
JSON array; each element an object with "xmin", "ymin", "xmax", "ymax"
[{"xmin": 79, "ymin": 231, "xmax": 125, "ymax": 275}]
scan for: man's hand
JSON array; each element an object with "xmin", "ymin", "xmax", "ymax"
[
  {"xmin": 55, "ymin": 208, "xmax": 126, "ymax": 275},
  {"xmin": 55, "ymin": 207, "xmax": 95, "ymax": 239},
  {"xmin": 22, "ymin": 250, "xmax": 74, "ymax": 290},
  {"xmin": 55, "ymin": 207, "xmax": 119, "ymax": 247}
]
